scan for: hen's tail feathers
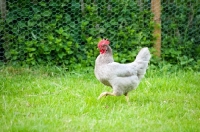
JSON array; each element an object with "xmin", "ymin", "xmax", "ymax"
[{"xmin": 134, "ymin": 47, "xmax": 151, "ymax": 80}]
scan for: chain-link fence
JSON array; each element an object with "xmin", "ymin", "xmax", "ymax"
[{"xmin": 0, "ymin": 0, "xmax": 199, "ymax": 68}]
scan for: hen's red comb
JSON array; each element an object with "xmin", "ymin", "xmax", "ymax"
[{"xmin": 98, "ymin": 39, "xmax": 110, "ymax": 48}]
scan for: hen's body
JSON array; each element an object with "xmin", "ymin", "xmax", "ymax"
[{"xmin": 95, "ymin": 42, "xmax": 151, "ymax": 101}]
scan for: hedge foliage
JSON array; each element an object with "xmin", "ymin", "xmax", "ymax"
[
  {"xmin": 1, "ymin": 0, "xmax": 154, "ymax": 68},
  {"xmin": 0, "ymin": 0, "xmax": 199, "ymax": 70},
  {"xmin": 161, "ymin": 0, "xmax": 200, "ymax": 69}
]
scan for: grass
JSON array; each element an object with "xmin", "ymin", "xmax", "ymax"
[{"xmin": 0, "ymin": 65, "xmax": 200, "ymax": 132}]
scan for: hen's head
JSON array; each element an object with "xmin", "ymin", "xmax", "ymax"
[{"xmin": 98, "ymin": 39, "xmax": 110, "ymax": 54}]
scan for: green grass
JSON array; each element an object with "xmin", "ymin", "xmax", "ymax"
[{"xmin": 0, "ymin": 66, "xmax": 200, "ymax": 132}]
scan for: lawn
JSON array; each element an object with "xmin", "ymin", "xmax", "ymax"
[{"xmin": 0, "ymin": 66, "xmax": 200, "ymax": 132}]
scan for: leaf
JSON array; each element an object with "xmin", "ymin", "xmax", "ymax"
[
  {"xmin": 32, "ymin": 6, "xmax": 40, "ymax": 13},
  {"xmin": 58, "ymin": 53, "xmax": 65, "ymax": 59},
  {"xmin": 55, "ymin": 38, "xmax": 62, "ymax": 44},
  {"xmin": 39, "ymin": 1, "xmax": 47, "ymax": 6},
  {"xmin": 65, "ymin": 14, "xmax": 71, "ymax": 22},
  {"xmin": 18, "ymin": 21, "xmax": 26, "ymax": 28},
  {"xmin": 67, "ymin": 50, "xmax": 73, "ymax": 54},
  {"xmin": 47, "ymin": 34, "xmax": 54, "ymax": 41},
  {"xmin": 26, "ymin": 48, "xmax": 36, "ymax": 52},
  {"xmin": 41, "ymin": 10, "xmax": 52, "ymax": 17},
  {"xmin": 56, "ymin": 27, "xmax": 64, "ymax": 34},
  {"xmin": 28, "ymin": 20, "xmax": 36, "ymax": 27},
  {"xmin": 31, "ymin": 32, "xmax": 37, "ymax": 39},
  {"xmin": 67, "ymin": 41, "xmax": 73, "ymax": 46},
  {"xmin": 63, "ymin": 33, "xmax": 70, "ymax": 39},
  {"xmin": 86, "ymin": 37, "xmax": 92, "ymax": 43},
  {"xmin": 33, "ymin": 14, "xmax": 41, "ymax": 20},
  {"xmin": 6, "ymin": 15, "xmax": 15, "ymax": 23},
  {"xmin": 56, "ymin": 14, "xmax": 63, "ymax": 21}
]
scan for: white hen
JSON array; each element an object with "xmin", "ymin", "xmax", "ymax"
[{"xmin": 94, "ymin": 39, "xmax": 151, "ymax": 101}]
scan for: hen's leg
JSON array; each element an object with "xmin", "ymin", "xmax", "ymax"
[
  {"xmin": 124, "ymin": 93, "xmax": 129, "ymax": 102},
  {"xmin": 98, "ymin": 92, "xmax": 116, "ymax": 100}
]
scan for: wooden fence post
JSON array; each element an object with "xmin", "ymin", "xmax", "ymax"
[
  {"xmin": 151, "ymin": 0, "xmax": 161, "ymax": 57},
  {"xmin": 0, "ymin": 0, "xmax": 6, "ymax": 20}
]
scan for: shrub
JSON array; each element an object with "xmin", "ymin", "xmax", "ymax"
[{"xmin": 1, "ymin": 0, "xmax": 154, "ymax": 68}]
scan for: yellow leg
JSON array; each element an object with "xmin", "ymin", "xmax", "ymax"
[
  {"xmin": 98, "ymin": 92, "xmax": 116, "ymax": 100},
  {"xmin": 125, "ymin": 95, "xmax": 129, "ymax": 102},
  {"xmin": 124, "ymin": 93, "xmax": 130, "ymax": 103}
]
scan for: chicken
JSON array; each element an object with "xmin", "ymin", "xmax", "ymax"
[{"xmin": 94, "ymin": 39, "xmax": 151, "ymax": 102}]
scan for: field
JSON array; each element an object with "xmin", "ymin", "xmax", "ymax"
[{"xmin": 0, "ymin": 66, "xmax": 200, "ymax": 132}]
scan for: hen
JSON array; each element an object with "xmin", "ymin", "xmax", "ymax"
[{"xmin": 94, "ymin": 39, "xmax": 151, "ymax": 101}]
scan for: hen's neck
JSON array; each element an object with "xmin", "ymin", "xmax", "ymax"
[{"xmin": 99, "ymin": 45, "xmax": 114, "ymax": 64}]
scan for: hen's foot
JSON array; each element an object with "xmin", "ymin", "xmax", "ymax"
[{"xmin": 98, "ymin": 92, "xmax": 116, "ymax": 100}]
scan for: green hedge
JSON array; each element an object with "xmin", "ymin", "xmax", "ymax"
[
  {"xmin": 1, "ymin": 0, "xmax": 154, "ymax": 68},
  {"xmin": 0, "ymin": 0, "xmax": 199, "ymax": 70},
  {"xmin": 161, "ymin": 0, "xmax": 200, "ymax": 68}
]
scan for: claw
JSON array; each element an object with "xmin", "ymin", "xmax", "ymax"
[
  {"xmin": 97, "ymin": 92, "xmax": 116, "ymax": 100},
  {"xmin": 97, "ymin": 92, "xmax": 108, "ymax": 100}
]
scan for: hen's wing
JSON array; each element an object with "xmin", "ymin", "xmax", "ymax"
[
  {"xmin": 106, "ymin": 62, "xmax": 137, "ymax": 77},
  {"xmin": 104, "ymin": 62, "xmax": 139, "ymax": 96}
]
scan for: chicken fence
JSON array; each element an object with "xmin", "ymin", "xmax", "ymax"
[{"xmin": 0, "ymin": 0, "xmax": 199, "ymax": 67}]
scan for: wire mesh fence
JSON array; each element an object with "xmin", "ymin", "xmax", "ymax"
[
  {"xmin": 161, "ymin": 0, "xmax": 200, "ymax": 67},
  {"xmin": 0, "ymin": 0, "xmax": 199, "ymax": 68}
]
